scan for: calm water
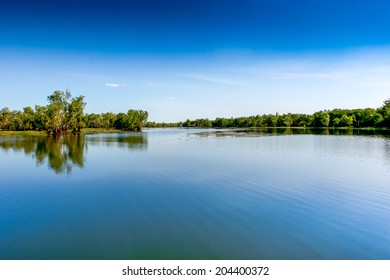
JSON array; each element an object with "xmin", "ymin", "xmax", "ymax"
[{"xmin": 1, "ymin": 128, "xmax": 390, "ymax": 259}]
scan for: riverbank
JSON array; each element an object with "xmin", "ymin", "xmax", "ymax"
[
  {"xmin": 0, "ymin": 130, "xmax": 46, "ymax": 136},
  {"xmin": 0, "ymin": 128, "xmax": 123, "ymax": 136},
  {"xmin": 2, "ymin": 127, "xmax": 390, "ymax": 137}
]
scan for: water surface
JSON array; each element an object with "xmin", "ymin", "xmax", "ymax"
[{"xmin": 1, "ymin": 128, "xmax": 389, "ymax": 259}]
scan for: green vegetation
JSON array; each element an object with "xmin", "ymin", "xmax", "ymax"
[
  {"xmin": 0, "ymin": 130, "xmax": 46, "ymax": 136},
  {"xmin": 0, "ymin": 128, "xmax": 122, "ymax": 136},
  {"xmin": 0, "ymin": 135, "xmax": 85, "ymax": 174},
  {"xmin": 0, "ymin": 90, "xmax": 148, "ymax": 136},
  {"xmin": 145, "ymin": 98, "xmax": 390, "ymax": 129},
  {"xmin": 2, "ymin": 93, "xmax": 390, "ymax": 133},
  {"xmin": 0, "ymin": 133, "xmax": 148, "ymax": 174}
]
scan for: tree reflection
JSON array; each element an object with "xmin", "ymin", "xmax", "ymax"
[
  {"xmin": 34, "ymin": 135, "xmax": 85, "ymax": 174},
  {"xmin": 0, "ymin": 133, "xmax": 147, "ymax": 174},
  {"xmin": 195, "ymin": 128, "xmax": 390, "ymax": 138},
  {"xmin": 86, "ymin": 133, "xmax": 148, "ymax": 150}
]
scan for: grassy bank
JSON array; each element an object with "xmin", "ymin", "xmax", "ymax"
[
  {"xmin": 0, "ymin": 128, "xmax": 124, "ymax": 136},
  {"xmin": 1, "ymin": 127, "xmax": 389, "ymax": 137},
  {"xmin": 81, "ymin": 128, "xmax": 123, "ymax": 134},
  {"xmin": 0, "ymin": 130, "xmax": 46, "ymax": 136}
]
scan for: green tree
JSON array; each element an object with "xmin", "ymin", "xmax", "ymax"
[
  {"xmin": 34, "ymin": 105, "xmax": 47, "ymax": 131},
  {"xmin": 67, "ymin": 95, "xmax": 86, "ymax": 133},
  {"xmin": 45, "ymin": 96, "xmax": 66, "ymax": 135},
  {"xmin": 213, "ymin": 117, "xmax": 229, "ymax": 128},
  {"xmin": 312, "ymin": 111, "xmax": 330, "ymax": 127},
  {"xmin": 339, "ymin": 114, "xmax": 353, "ymax": 127},
  {"xmin": 22, "ymin": 107, "xmax": 35, "ymax": 130},
  {"xmin": 85, "ymin": 113, "xmax": 102, "ymax": 128},
  {"xmin": 378, "ymin": 99, "xmax": 390, "ymax": 127},
  {"xmin": 114, "ymin": 113, "xmax": 127, "ymax": 129},
  {"xmin": 183, "ymin": 119, "xmax": 192, "ymax": 127},
  {"xmin": 11, "ymin": 110, "xmax": 23, "ymax": 131},
  {"xmin": 264, "ymin": 114, "xmax": 277, "ymax": 127},
  {"xmin": 114, "ymin": 110, "xmax": 148, "ymax": 131},
  {"xmin": 42, "ymin": 90, "xmax": 87, "ymax": 135},
  {"xmin": 101, "ymin": 112, "xmax": 117, "ymax": 128},
  {"xmin": 0, "ymin": 107, "xmax": 12, "ymax": 130},
  {"xmin": 333, "ymin": 117, "xmax": 341, "ymax": 127},
  {"xmin": 284, "ymin": 114, "xmax": 293, "ymax": 127}
]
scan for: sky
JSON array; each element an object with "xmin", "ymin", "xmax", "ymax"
[{"xmin": 1, "ymin": 0, "xmax": 390, "ymax": 122}]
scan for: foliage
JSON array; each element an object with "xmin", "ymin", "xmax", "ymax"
[
  {"xmin": 378, "ymin": 98, "xmax": 390, "ymax": 127},
  {"xmin": 146, "ymin": 99, "xmax": 390, "ymax": 129},
  {"xmin": 0, "ymin": 90, "xmax": 148, "ymax": 135},
  {"xmin": 114, "ymin": 110, "xmax": 149, "ymax": 131},
  {"xmin": 1, "ymin": 93, "xmax": 389, "ymax": 131}
]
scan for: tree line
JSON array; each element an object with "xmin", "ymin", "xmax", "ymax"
[
  {"xmin": 0, "ymin": 90, "xmax": 148, "ymax": 135},
  {"xmin": 145, "ymin": 99, "xmax": 390, "ymax": 129},
  {"xmin": 2, "ymin": 92, "xmax": 390, "ymax": 132}
]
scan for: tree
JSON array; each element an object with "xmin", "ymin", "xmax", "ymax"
[
  {"xmin": 101, "ymin": 112, "xmax": 116, "ymax": 128},
  {"xmin": 183, "ymin": 119, "xmax": 192, "ymax": 127},
  {"xmin": 339, "ymin": 114, "xmax": 353, "ymax": 127},
  {"xmin": 284, "ymin": 114, "xmax": 293, "ymax": 127},
  {"xmin": 114, "ymin": 113, "xmax": 128, "ymax": 129},
  {"xmin": 378, "ymin": 98, "xmax": 390, "ymax": 127},
  {"xmin": 0, "ymin": 107, "xmax": 12, "ymax": 130},
  {"xmin": 44, "ymin": 94, "xmax": 66, "ymax": 135},
  {"xmin": 264, "ymin": 114, "xmax": 277, "ymax": 127},
  {"xmin": 34, "ymin": 105, "xmax": 47, "ymax": 131},
  {"xmin": 114, "ymin": 110, "xmax": 148, "ymax": 131},
  {"xmin": 11, "ymin": 110, "xmax": 23, "ymax": 131},
  {"xmin": 85, "ymin": 113, "xmax": 102, "ymax": 128},
  {"xmin": 358, "ymin": 108, "xmax": 383, "ymax": 127},
  {"xmin": 312, "ymin": 111, "xmax": 330, "ymax": 127},
  {"xmin": 333, "ymin": 118, "xmax": 341, "ymax": 127},
  {"xmin": 67, "ymin": 95, "xmax": 86, "ymax": 133},
  {"xmin": 371, "ymin": 113, "xmax": 384, "ymax": 127},
  {"xmin": 42, "ymin": 90, "xmax": 87, "ymax": 135},
  {"xmin": 22, "ymin": 107, "xmax": 35, "ymax": 130}
]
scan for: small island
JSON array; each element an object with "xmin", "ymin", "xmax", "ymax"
[{"xmin": 0, "ymin": 90, "xmax": 149, "ymax": 136}]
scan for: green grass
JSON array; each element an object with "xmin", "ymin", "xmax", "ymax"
[
  {"xmin": 0, "ymin": 130, "xmax": 46, "ymax": 136},
  {"xmin": 81, "ymin": 128, "xmax": 123, "ymax": 134},
  {"xmin": 0, "ymin": 128, "xmax": 124, "ymax": 136}
]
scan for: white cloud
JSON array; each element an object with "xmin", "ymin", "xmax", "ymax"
[{"xmin": 106, "ymin": 83, "xmax": 123, "ymax": 87}]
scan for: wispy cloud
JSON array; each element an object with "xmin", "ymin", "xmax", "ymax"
[
  {"xmin": 237, "ymin": 58, "xmax": 390, "ymax": 85},
  {"xmin": 276, "ymin": 71, "xmax": 354, "ymax": 81},
  {"xmin": 105, "ymin": 83, "xmax": 125, "ymax": 88},
  {"xmin": 161, "ymin": 96, "xmax": 176, "ymax": 107},
  {"xmin": 176, "ymin": 73, "xmax": 241, "ymax": 85}
]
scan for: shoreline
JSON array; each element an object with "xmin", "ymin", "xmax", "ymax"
[
  {"xmin": 0, "ymin": 128, "xmax": 123, "ymax": 137},
  {"xmin": 1, "ymin": 126, "xmax": 390, "ymax": 137}
]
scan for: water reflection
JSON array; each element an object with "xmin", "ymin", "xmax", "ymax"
[
  {"xmin": 1, "ymin": 128, "xmax": 390, "ymax": 259},
  {"xmin": 86, "ymin": 133, "xmax": 148, "ymax": 150},
  {"xmin": 194, "ymin": 127, "xmax": 390, "ymax": 138},
  {"xmin": 0, "ymin": 133, "xmax": 148, "ymax": 174}
]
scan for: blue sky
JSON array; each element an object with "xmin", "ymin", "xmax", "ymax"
[{"xmin": 1, "ymin": 0, "xmax": 390, "ymax": 122}]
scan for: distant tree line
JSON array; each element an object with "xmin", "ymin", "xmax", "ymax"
[
  {"xmin": 0, "ymin": 90, "xmax": 148, "ymax": 135},
  {"xmin": 146, "ymin": 98, "xmax": 390, "ymax": 129},
  {"xmin": 144, "ymin": 121, "xmax": 183, "ymax": 128},
  {"xmin": 3, "ymin": 92, "xmax": 390, "ymax": 132}
]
